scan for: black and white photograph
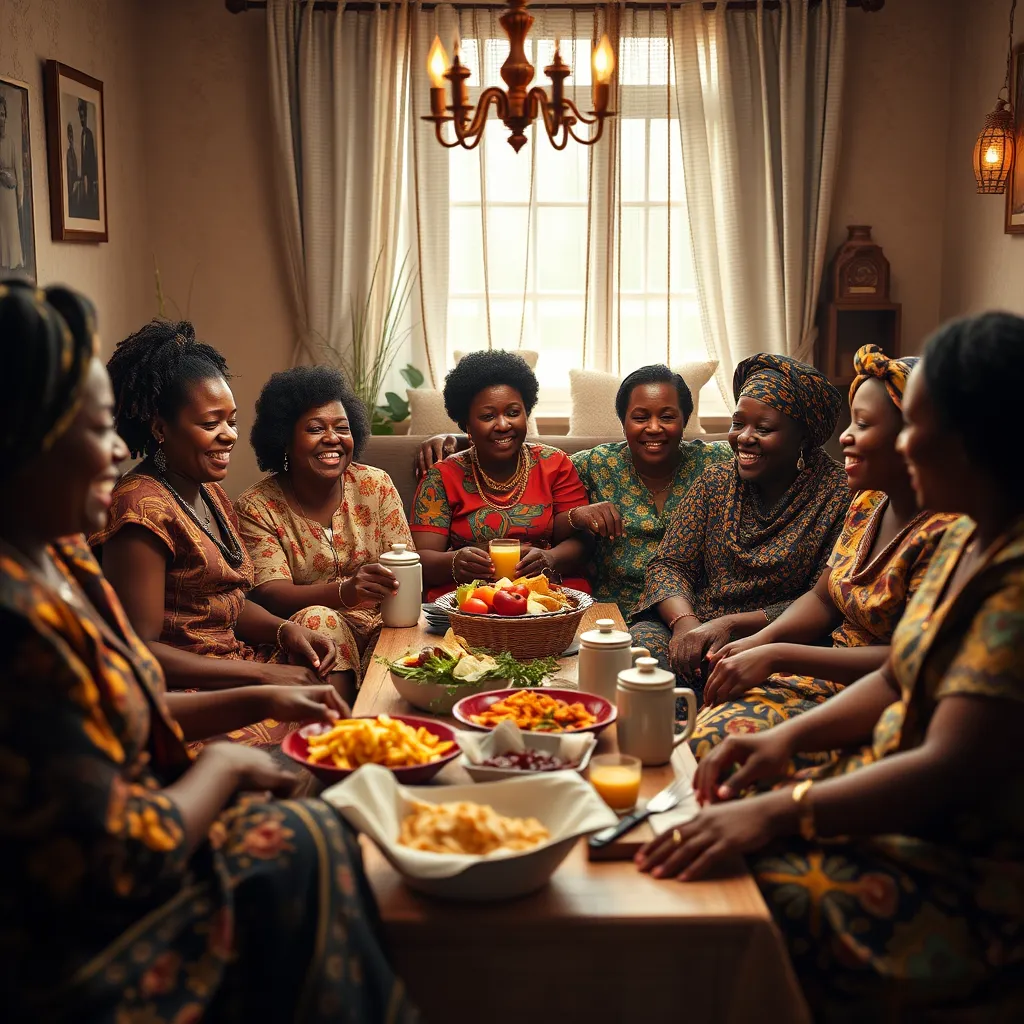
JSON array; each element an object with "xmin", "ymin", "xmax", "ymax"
[
  {"xmin": 0, "ymin": 75, "xmax": 37, "ymax": 280},
  {"xmin": 45, "ymin": 61, "xmax": 107, "ymax": 242}
]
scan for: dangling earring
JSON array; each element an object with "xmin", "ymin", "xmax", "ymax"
[
  {"xmin": 283, "ymin": 452, "xmax": 289, "ymax": 473},
  {"xmin": 153, "ymin": 443, "xmax": 168, "ymax": 474},
  {"xmin": 796, "ymin": 448, "xmax": 806, "ymax": 473}
]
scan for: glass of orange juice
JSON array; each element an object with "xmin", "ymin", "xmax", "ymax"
[
  {"xmin": 588, "ymin": 753, "xmax": 642, "ymax": 814},
  {"xmin": 488, "ymin": 538, "xmax": 521, "ymax": 581}
]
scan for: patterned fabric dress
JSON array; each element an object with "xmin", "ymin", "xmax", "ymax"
[
  {"xmin": 91, "ymin": 471, "xmax": 351, "ymax": 748},
  {"xmin": 630, "ymin": 450, "xmax": 849, "ymax": 694},
  {"xmin": 235, "ymin": 465, "xmax": 413, "ymax": 686},
  {"xmin": 751, "ymin": 515, "xmax": 1024, "ymax": 1016},
  {"xmin": 569, "ymin": 439, "xmax": 733, "ymax": 609},
  {"xmin": 690, "ymin": 491, "xmax": 957, "ymax": 759},
  {"xmin": 0, "ymin": 537, "xmax": 417, "ymax": 1024}
]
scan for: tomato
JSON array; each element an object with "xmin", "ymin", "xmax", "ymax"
[
  {"xmin": 473, "ymin": 585, "xmax": 498, "ymax": 609},
  {"xmin": 491, "ymin": 590, "xmax": 528, "ymax": 616},
  {"xmin": 459, "ymin": 597, "xmax": 490, "ymax": 615},
  {"xmin": 509, "ymin": 584, "xmax": 531, "ymax": 600}
]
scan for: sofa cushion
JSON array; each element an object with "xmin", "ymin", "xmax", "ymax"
[{"xmin": 568, "ymin": 361, "xmax": 720, "ymax": 438}]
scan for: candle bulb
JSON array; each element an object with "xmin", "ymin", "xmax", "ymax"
[
  {"xmin": 426, "ymin": 35, "xmax": 450, "ymax": 117},
  {"xmin": 591, "ymin": 33, "xmax": 614, "ymax": 113}
]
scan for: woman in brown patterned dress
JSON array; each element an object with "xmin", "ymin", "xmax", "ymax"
[{"xmin": 93, "ymin": 321, "xmax": 351, "ymax": 748}]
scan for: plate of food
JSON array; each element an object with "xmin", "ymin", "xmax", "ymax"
[
  {"xmin": 282, "ymin": 714, "xmax": 459, "ymax": 784},
  {"xmin": 452, "ymin": 687, "xmax": 616, "ymax": 735},
  {"xmin": 456, "ymin": 720, "xmax": 598, "ymax": 782},
  {"xmin": 380, "ymin": 629, "xmax": 559, "ymax": 715},
  {"xmin": 321, "ymin": 763, "xmax": 618, "ymax": 900}
]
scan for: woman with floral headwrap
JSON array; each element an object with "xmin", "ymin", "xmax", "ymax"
[
  {"xmin": 631, "ymin": 353, "xmax": 849, "ymax": 700},
  {"xmin": 0, "ymin": 279, "xmax": 416, "ymax": 1023},
  {"xmin": 689, "ymin": 346, "xmax": 957, "ymax": 759}
]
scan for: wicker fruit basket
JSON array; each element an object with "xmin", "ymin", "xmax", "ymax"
[{"xmin": 433, "ymin": 588, "xmax": 593, "ymax": 660}]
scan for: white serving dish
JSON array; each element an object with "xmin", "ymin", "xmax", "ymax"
[
  {"xmin": 321, "ymin": 763, "xmax": 617, "ymax": 901},
  {"xmin": 460, "ymin": 731, "xmax": 598, "ymax": 782}
]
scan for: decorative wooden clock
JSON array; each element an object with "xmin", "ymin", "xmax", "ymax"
[{"xmin": 817, "ymin": 225, "xmax": 901, "ymax": 387}]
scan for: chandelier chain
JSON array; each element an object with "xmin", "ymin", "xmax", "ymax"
[{"xmin": 1003, "ymin": 0, "xmax": 1018, "ymax": 102}]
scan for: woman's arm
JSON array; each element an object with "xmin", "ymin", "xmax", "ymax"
[
  {"xmin": 736, "ymin": 571, "xmax": 840, "ymax": 648},
  {"xmin": 753, "ymin": 642, "xmax": 890, "ymax": 685}
]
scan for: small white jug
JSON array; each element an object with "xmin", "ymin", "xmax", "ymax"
[
  {"xmin": 616, "ymin": 657, "xmax": 697, "ymax": 767},
  {"xmin": 379, "ymin": 543, "xmax": 422, "ymax": 628},
  {"xmin": 578, "ymin": 619, "xmax": 650, "ymax": 702}
]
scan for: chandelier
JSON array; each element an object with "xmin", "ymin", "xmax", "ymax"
[
  {"xmin": 423, "ymin": 0, "xmax": 616, "ymax": 152},
  {"xmin": 973, "ymin": 0, "xmax": 1017, "ymax": 194}
]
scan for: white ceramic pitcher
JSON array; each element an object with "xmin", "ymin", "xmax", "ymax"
[
  {"xmin": 578, "ymin": 619, "xmax": 650, "ymax": 702},
  {"xmin": 616, "ymin": 657, "xmax": 697, "ymax": 767},
  {"xmin": 379, "ymin": 543, "xmax": 422, "ymax": 628}
]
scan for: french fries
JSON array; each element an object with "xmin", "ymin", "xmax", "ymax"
[
  {"xmin": 304, "ymin": 715, "xmax": 455, "ymax": 770},
  {"xmin": 469, "ymin": 690, "xmax": 598, "ymax": 733},
  {"xmin": 398, "ymin": 799, "xmax": 550, "ymax": 855}
]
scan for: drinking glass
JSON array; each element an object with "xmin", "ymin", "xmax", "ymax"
[
  {"xmin": 488, "ymin": 538, "xmax": 521, "ymax": 581},
  {"xmin": 588, "ymin": 753, "xmax": 642, "ymax": 814}
]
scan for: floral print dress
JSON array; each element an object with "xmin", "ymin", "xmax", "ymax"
[
  {"xmin": 690, "ymin": 491, "xmax": 957, "ymax": 759},
  {"xmin": 751, "ymin": 515, "xmax": 1024, "ymax": 1016},
  {"xmin": 0, "ymin": 537, "xmax": 417, "ymax": 1024},
  {"xmin": 235, "ymin": 465, "xmax": 414, "ymax": 686}
]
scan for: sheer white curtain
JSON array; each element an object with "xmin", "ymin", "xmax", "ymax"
[
  {"xmin": 266, "ymin": 0, "xmax": 412, "ymax": 365},
  {"xmin": 670, "ymin": 0, "xmax": 846, "ymax": 402},
  {"xmin": 407, "ymin": 4, "xmax": 710, "ymax": 408}
]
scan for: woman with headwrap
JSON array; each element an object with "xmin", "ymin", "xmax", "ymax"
[
  {"xmin": 631, "ymin": 353, "xmax": 849, "ymax": 700},
  {"xmin": 689, "ymin": 345, "xmax": 957, "ymax": 760},
  {"xmin": 0, "ymin": 279, "xmax": 417, "ymax": 1023}
]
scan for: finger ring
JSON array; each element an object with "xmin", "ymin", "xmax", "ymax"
[{"xmin": 672, "ymin": 828, "xmax": 682, "ymax": 845}]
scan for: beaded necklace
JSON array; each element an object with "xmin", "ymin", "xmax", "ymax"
[
  {"xmin": 157, "ymin": 473, "xmax": 245, "ymax": 568},
  {"xmin": 469, "ymin": 446, "xmax": 532, "ymax": 510}
]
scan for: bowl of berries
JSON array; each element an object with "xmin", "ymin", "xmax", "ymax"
[{"xmin": 458, "ymin": 724, "xmax": 598, "ymax": 782}]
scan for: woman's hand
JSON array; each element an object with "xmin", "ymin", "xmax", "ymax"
[
  {"xmin": 569, "ymin": 502, "xmax": 623, "ymax": 540},
  {"xmin": 515, "ymin": 544, "xmax": 553, "ymax": 577},
  {"xmin": 260, "ymin": 683, "xmax": 351, "ymax": 724},
  {"xmin": 201, "ymin": 743, "xmax": 301, "ymax": 798},
  {"xmin": 416, "ymin": 434, "xmax": 459, "ymax": 478},
  {"xmin": 702, "ymin": 646, "xmax": 779, "ymax": 707},
  {"xmin": 668, "ymin": 615, "xmax": 735, "ymax": 681},
  {"xmin": 452, "ymin": 545, "xmax": 494, "ymax": 584},
  {"xmin": 708, "ymin": 634, "xmax": 762, "ymax": 664},
  {"xmin": 693, "ymin": 730, "xmax": 795, "ymax": 805},
  {"xmin": 635, "ymin": 797, "xmax": 784, "ymax": 881},
  {"xmin": 343, "ymin": 563, "xmax": 398, "ymax": 607},
  {"xmin": 277, "ymin": 621, "xmax": 338, "ymax": 677}
]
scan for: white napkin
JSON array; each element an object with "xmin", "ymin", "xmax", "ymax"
[
  {"xmin": 648, "ymin": 743, "xmax": 701, "ymax": 835},
  {"xmin": 454, "ymin": 720, "xmax": 594, "ymax": 765},
  {"xmin": 321, "ymin": 763, "xmax": 617, "ymax": 879}
]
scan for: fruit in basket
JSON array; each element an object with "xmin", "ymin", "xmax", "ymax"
[
  {"xmin": 459, "ymin": 596, "xmax": 490, "ymax": 615},
  {"xmin": 492, "ymin": 590, "xmax": 528, "ymax": 616},
  {"xmin": 473, "ymin": 585, "xmax": 498, "ymax": 608}
]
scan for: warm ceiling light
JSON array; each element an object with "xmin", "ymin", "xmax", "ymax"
[
  {"xmin": 423, "ymin": 0, "xmax": 616, "ymax": 153},
  {"xmin": 974, "ymin": 0, "xmax": 1018, "ymax": 194}
]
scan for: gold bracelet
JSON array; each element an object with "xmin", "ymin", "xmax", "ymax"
[
  {"xmin": 791, "ymin": 778, "xmax": 816, "ymax": 841},
  {"xmin": 567, "ymin": 507, "xmax": 578, "ymax": 530},
  {"xmin": 666, "ymin": 611, "xmax": 700, "ymax": 631},
  {"xmin": 338, "ymin": 576, "xmax": 358, "ymax": 609},
  {"xmin": 275, "ymin": 620, "xmax": 290, "ymax": 648},
  {"xmin": 451, "ymin": 552, "xmax": 460, "ymax": 583}
]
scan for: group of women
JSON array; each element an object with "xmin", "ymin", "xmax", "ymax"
[{"xmin": 2, "ymin": 271, "xmax": 1023, "ymax": 1022}]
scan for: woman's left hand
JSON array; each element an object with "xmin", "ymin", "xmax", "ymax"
[
  {"xmin": 674, "ymin": 615, "xmax": 735, "ymax": 680},
  {"xmin": 570, "ymin": 502, "xmax": 624, "ymax": 540},
  {"xmin": 702, "ymin": 645, "xmax": 778, "ymax": 707},
  {"xmin": 278, "ymin": 621, "xmax": 339, "ymax": 678},
  {"xmin": 515, "ymin": 544, "xmax": 553, "ymax": 577},
  {"xmin": 635, "ymin": 797, "xmax": 782, "ymax": 881}
]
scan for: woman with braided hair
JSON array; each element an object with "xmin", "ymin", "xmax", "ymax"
[
  {"xmin": 93, "ymin": 319, "xmax": 359, "ymax": 740},
  {"xmin": 0, "ymin": 279, "xmax": 417, "ymax": 1023}
]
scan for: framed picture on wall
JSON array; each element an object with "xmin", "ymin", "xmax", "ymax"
[
  {"xmin": 1007, "ymin": 44, "xmax": 1024, "ymax": 235},
  {"xmin": 0, "ymin": 74, "xmax": 37, "ymax": 281},
  {"xmin": 44, "ymin": 61, "xmax": 108, "ymax": 242}
]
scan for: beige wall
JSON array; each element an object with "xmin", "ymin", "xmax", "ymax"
[
  {"xmin": 828, "ymin": 0, "xmax": 955, "ymax": 356},
  {"xmin": 940, "ymin": 0, "xmax": 1024, "ymax": 318},
  {"xmin": 138, "ymin": 0, "xmax": 293, "ymax": 495},
  {"xmin": 0, "ymin": 0, "xmax": 153, "ymax": 350}
]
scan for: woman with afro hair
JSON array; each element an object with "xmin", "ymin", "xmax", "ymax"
[
  {"xmin": 410, "ymin": 350, "xmax": 590, "ymax": 594},
  {"xmin": 93, "ymin": 320, "xmax": 356, "ymax": 748},
  {"xmin": 235, "ymin": 366, "xmax": 413, "ymax": 698}
]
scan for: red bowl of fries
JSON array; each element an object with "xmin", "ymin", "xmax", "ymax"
[
  {"xmin": 282, "ymin": 714, "xmax": 461, "ymax": 784},
  {"xmin": 452, "ymin": 687, "xmax": 616, "ymax": 735}
]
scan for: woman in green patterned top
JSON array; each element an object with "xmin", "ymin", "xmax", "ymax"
[{"xmin": 567, "ymin": 365, "xmax": 731, "ymax": 608}]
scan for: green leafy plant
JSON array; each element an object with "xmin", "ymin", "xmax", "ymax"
[{"xmin": 375, "ymin": 363, "xmax": 425, "ymax": 427}]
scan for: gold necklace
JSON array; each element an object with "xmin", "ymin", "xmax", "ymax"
[
  {"xmin": 470, "ymin": 447, "xmax": 526, "ymax": 492},
  {"xmin": 469, "ymin": 448, "xmax": 531, "ymax": 510}
]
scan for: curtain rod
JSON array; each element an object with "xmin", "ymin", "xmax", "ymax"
[{"xmin": 227, "ymin": 1, "xmax": 884, "ymax": 12}]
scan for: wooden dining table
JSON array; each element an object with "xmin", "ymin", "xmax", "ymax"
[{"xmin": 351, "ymin": 603, "xmax": 810, "ymax": 1024}]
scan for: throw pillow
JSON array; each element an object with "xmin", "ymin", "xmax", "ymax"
[
  {"xmin": 453, "ymin": 348, "xmax": 538, "ymax": 369},
  {"xmin": 567, "ymin": 360, "xmax": 720, "ymax": 438}
]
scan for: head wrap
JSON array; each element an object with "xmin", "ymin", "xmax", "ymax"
[
  {"xmin": 0, "ymin": 278, "xmax": 97, "ymax": 479},
  {"xmin": 849, "ymin": 344, "xmax": 918, "ymax": 410},
  {"xmin": 732, "ymin": 353, "xmax": 843, "ymax": 450}
]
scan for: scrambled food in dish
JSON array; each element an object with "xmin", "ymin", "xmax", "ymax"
[
  {"xmin": 456, "ymin": 574, "xmax": 573, "ymax": 617},
  {"xmin": 479, "ymin": 750, "xmax": 574, "ymax": 772},
  {"xmin": 381, "ymin": 629, "xmax": 558, "ymax": 689},
  {"xmin": 469, "ymin": 690, "xmax": 598, "ymax": 733},
  {"xmin": 304, "ymin": 714, "xmax": 454, "ymax": 770},
  {"xmin": 398, "ymin": 799, "xmax": 550, "ymax": 855}
]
